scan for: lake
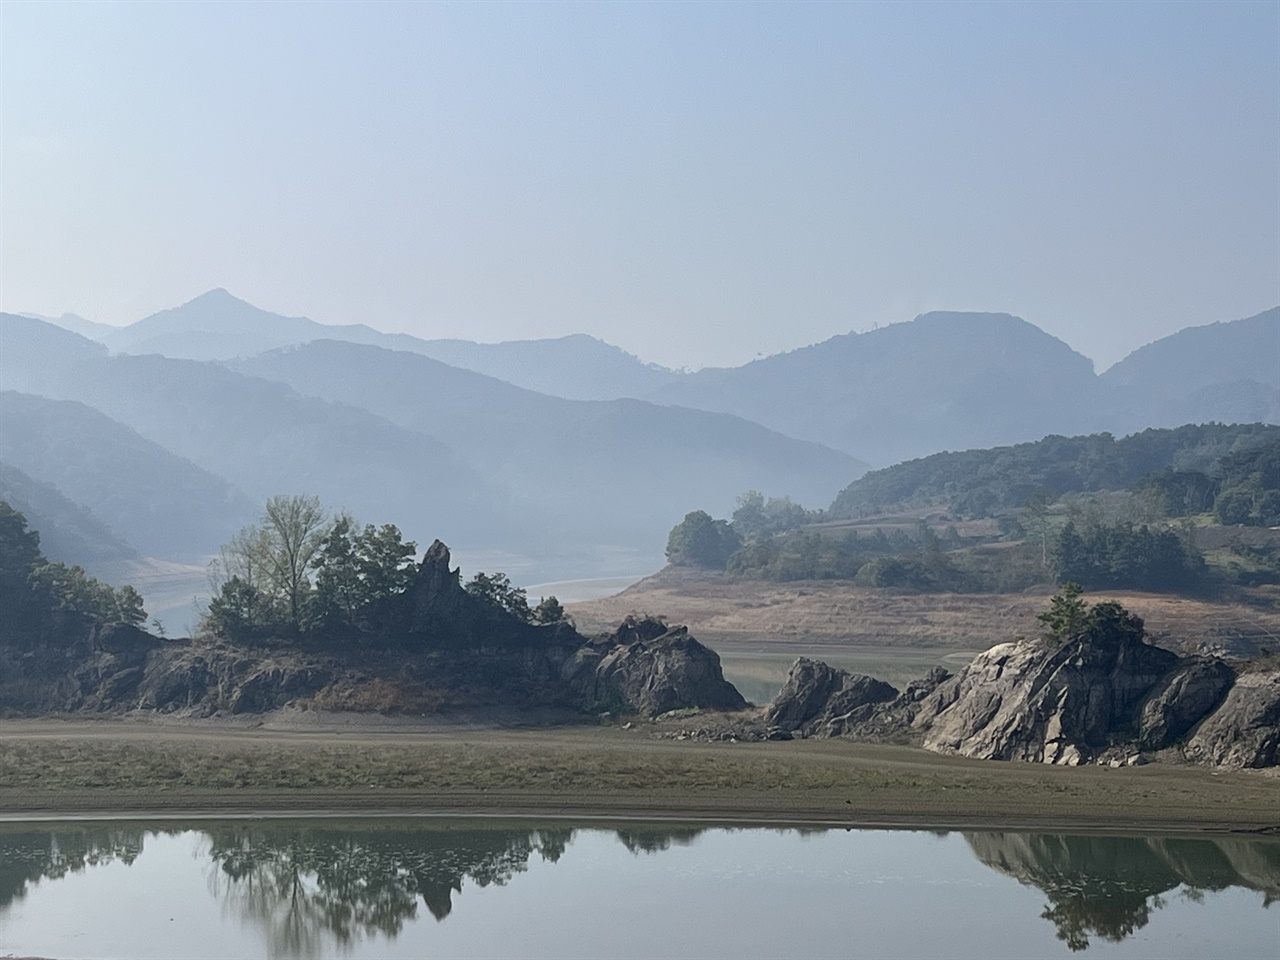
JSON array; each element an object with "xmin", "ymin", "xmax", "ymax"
[{"xmin": 0, "ymin": 819, "xmax": 1275, "ymax": 959}]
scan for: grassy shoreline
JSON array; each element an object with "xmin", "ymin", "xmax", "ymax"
[{"xmin": 3, "ymin": 720, "xmax": 1277, "ymax": 834}]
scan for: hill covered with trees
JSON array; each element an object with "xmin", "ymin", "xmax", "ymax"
[{"xmin": 828, "ymin": 423, "xmax": 1280, "ymax": 520}]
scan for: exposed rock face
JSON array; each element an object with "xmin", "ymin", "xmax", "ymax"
[
  {"xmin": 766, "ymin": 604, "xmax": 1274, "ymax": 768},
  {"xmin": 563, "ymin": 617, "xmax": 747, "ymax": 716},
  {"xmin": 1183, "ymin": 670, "xmax": 1280, "ymax": 768},
  {"xmin": 763, "ymin": 658, "xmax": 897, "ymax": 736},
  {"xmin": 919, "ymin": 623, "xmax": 1179, "ymax": 765},
  {"xmin": 1137, "ymin": 658, "xmax": 1234, "ymax": 750}
]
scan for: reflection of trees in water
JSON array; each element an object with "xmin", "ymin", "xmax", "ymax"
[
  {"xmin": 965, "ymin": 832, "xmax": 1280, "ymax": 951},
  {"xmin": 0, "ymin": 826, "xmax": 148, "ymax": 911},
  {"xmin": 203, "ymin": 825, "xmax": 573, "ymax": 958}
]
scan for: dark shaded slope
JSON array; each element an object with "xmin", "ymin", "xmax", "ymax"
[
  {"xmin": 1101, "ymin": 308, "xmax": 1280, "ymax": 430},
  {"xmin": 650, "ymin": 312, "xmax": 1101, "ymax": 464},
  {"xmin": 0, "ymin": 391, "xmax": 251, "ymax": 560},
  {"xmin": 234, "ymin": 340, "xmax": 864, "ymax": 546},
  {"xmin": 0, "ymin": 460, "xmax": 139, "ymax": 572}
]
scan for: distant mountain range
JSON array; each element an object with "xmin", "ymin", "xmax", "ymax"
[
  {"xmin": 29, "ymin": 289, "xmax": 680, "ymax": 401},
  {"xmin": 35, "ymin": 291, "xmax": 1277, "ymax": 466},
  {"xmin": 4, "ymin": 291, "xmax": 1275, "ymax": 588},
  {"xmin": 232, "ymin": 339, "xmax": 858, "ymax": 546}
]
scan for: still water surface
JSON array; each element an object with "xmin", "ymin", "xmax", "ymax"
[{"xmin": 0, "ymin": 820, "xmax": 1275, "ymax": 959}]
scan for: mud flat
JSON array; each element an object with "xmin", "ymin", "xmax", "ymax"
[{"xmin": 2, "ymin": 719, "xmax": 1277, "ymax": 833}]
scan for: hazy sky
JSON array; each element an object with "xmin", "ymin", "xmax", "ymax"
[{"xmin": 2, "ymin": 1, "xmax": 1276, "ymax": 370}]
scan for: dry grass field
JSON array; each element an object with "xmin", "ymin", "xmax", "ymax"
[{"xmin": 568, "ymin": 568, "xmax": 1280, "ymax": 702}]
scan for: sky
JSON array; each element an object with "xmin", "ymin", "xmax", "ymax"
[{"xmin": 2, "ymin": 1, "xmax": 1277, "ymax": 371}]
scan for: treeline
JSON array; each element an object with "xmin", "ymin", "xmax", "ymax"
[
  {"xmin": 670, "ymin": 500, "xmax": 1212, "ymax": 595},
  {"xmin": 1136, "ymin": 441, "xmax": 1280, "ymax": 527},
  {"xmin": 0, "ymin": 501, "xmax": 146, "ymax": 645},
  {"xmin": 829, "ymin": 423, "xmax": 1280, "ymax": 519},
  {"xmin": 206, "ymin": 495, "xmax": 566, "ymax": 646}
]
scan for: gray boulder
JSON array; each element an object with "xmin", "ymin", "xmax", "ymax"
[
  {"xmin": 764, "ymin": 657, "xmax": 898, "ymax": 736},
  {"xmin": 1137, "ymin": 658, "xmax": 1234, "ymax": 750},
  {"xmin": 563, "ymin": 617, "xmax": 747, "ymax": 716},
  {"xmin": 1184, "ymin": 670, "xmax": 1280, "ymax": 768}
]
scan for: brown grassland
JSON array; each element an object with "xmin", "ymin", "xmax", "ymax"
[{"xmin": 568, "ymin": 569, "xmax": 1280, "ymax": 698}]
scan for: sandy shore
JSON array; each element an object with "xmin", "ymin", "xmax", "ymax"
[{"xmin": 2, "ymin": 718, "xmax": 1277, "ymax": 834}]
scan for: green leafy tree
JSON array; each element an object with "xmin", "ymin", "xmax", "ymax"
[
  {"xmin": 1037, "ymin": 582, "xmax": 1088, "ymax": 641},
  {"xmin": 666, "ymin": 510, "xmax": 742, "ymax": 569},
  {"xmin": 532, "ymin": 595, "xmax": 567, "ymax": 624},
  {"xmin": 312, "ymin": 516, "xmax": 417, "ymax": 640},
  {"xmin": 465, "ymin": 571, "xmax": 532, "ymax": 622},
  {"xmin": 0, "ymin": 499, "xmax": 147, "ymax": 640}
]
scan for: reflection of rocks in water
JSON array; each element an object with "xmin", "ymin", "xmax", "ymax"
[
  {"xmin": 966, "ymin": 832, "xmax": 1280, "ymax": 951},
  {"xmin": 0, "ymin": 827, "xmax": 148, "ymax": 911},
  {"xmin": 204, "ymin": 825, "xmax": 573, "ymax": 958}
]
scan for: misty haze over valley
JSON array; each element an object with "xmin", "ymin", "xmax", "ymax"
[{"xmin": 1, "ymin": 293, "xmax": 1276, "ymax": 625}]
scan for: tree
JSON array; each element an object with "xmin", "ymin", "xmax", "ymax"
[
  {"xmin": 666, "ymin": 510, "xmax": 742, "ymax": 569},
  {"xmin": 465, "ymin": 571, "xmax": 532, "ymax": 622},
  {"xmin": 1023, "ymin": 488, "xmax": 1054, "ymax": 569},
  {"xmin": 312, "ymin": 516, "xmax": 417, "ymax": 640},
  {"xmin": 532, "ymin": 595, "xmax": 567, "ymax": 624},
  {"xmin": 1037, "ymin": 582, "xmax": 1088, "ymax": 642},
  {"xmin": 209, "ymin": 495, "xmax": 331, "ymax": 638},
  {"xmin": 261, "ymin": 494, "xmax": 330, "ymax": 633}
]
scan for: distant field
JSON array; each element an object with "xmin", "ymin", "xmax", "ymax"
[{"xmin": 568, "ymin": 568, "xmax": 1280, "ymax": 700}]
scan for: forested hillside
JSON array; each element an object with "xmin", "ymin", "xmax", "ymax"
[{"xmin": 829, "ymin": 423, "xmax": 1280, "ymax": 519}]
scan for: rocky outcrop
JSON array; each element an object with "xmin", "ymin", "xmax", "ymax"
[
  {"xmin": 762, "ymin": 606, "xmax": 1273, "ymax": 768},
  {"xmin": 0, "ymin": 547, "xmax": 748, "ymax": 722},
  {"xmin": 919, "ymin": 626, "xmax": 1179, "ymax": 764},
  {"xmin": 1137, "ymin": 658, "xmax": 1234, "ymax": 750},
  {"xmin": 763, "ymin": 658, "xmax": 897, "ymax": 736},
  {"xmin": 563, "ymin": 617, "xmax": 747, "ymax": 716},
  {"xmin": 1183, "ymin": 669, "xmax": 1280, "ymax": 768}
]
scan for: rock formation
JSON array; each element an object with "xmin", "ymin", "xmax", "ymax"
[
  {"xmin": 763, "ymin": 606, "xmax": 1274, "ymax": 768},
  {"xmin": 762, "ymin": 658, "xmax": 897, "ymax": 737},
  {"xmin": 561, "ymin": 617, "xmax": 746, "ymax": 716},
  {"xmin": 1183, "ymin": 668, "xmax": 1280, "ymax": 768},
  {"xmin": 0, "ymin": 544, "xmax": 747, "ymax": 722}
]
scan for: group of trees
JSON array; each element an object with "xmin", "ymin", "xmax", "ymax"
[
  {"xmin": 206, "ymin": 495, "xmax": 566, "ymax": 646},
  {"xmin": 666, "ymin": 492, "xmax": 822, "ymax": 571},
  {"xmin": 1052, "ymin": 520, "xmax": 1206, "ymax": 592},
  {"xmin": 0, "ymin": 500, "xmax": 146, "ymax": 644}
]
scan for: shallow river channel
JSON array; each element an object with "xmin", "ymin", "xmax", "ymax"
[{"xmin": 0, "ymin": 820, "xmax": 1275, "ymax": 959}]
